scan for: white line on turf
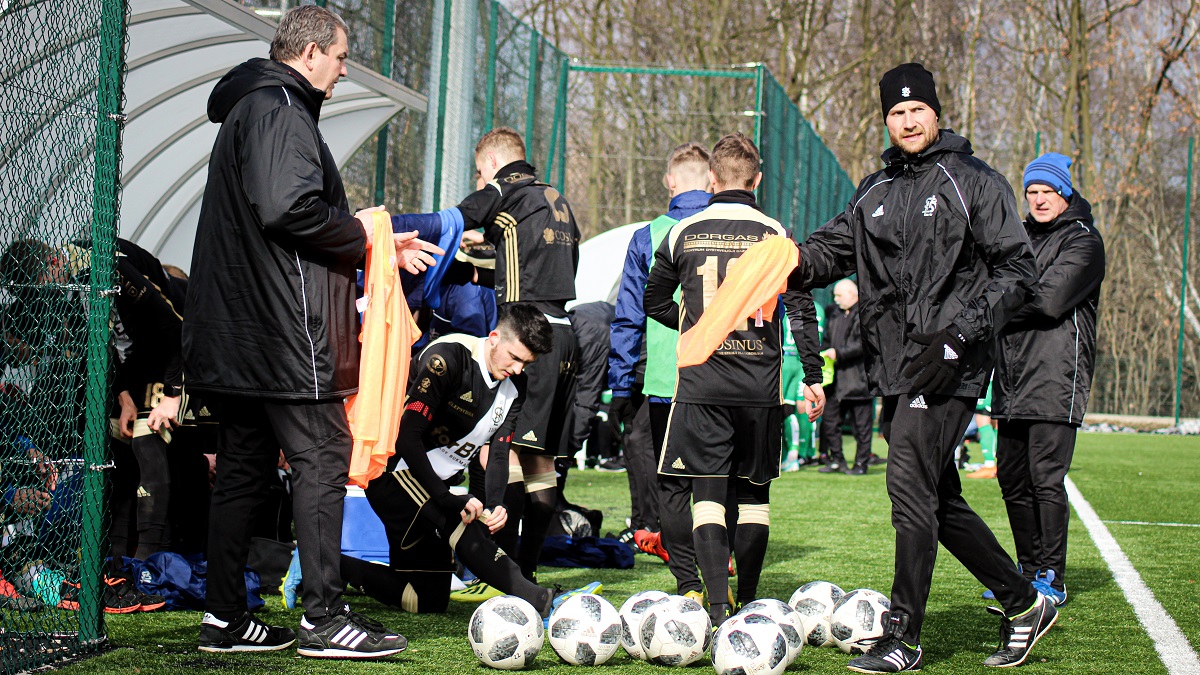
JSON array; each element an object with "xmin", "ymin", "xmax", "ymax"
[
  {"xmin": 1103, "ymin": 520, "xmax": 1200, "ymax": 528},
  {"xmin": 1065, "ymin": 475, "xmax": 1200, "ymax": 675}
]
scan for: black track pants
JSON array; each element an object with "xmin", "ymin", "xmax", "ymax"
[
  {"xmin": 206, "ymin": 396, "xmax": 349, "ymax": 620},
  {"xmin": 881, "ymin": 394, "xmax": 1038, "ymax": 643},
  {"xmin": 819, "ymin": 385, "xmax": 874, "ymax": 468},
  {"xmin": 996, "ymin": 420, "xmax": 1077, "ymax": 590},
  {"xmin": 624, "ymin": 398, "xmax": 660, "ymax": 531},
  {"xmin": 650, "ymin": 402, "xmax": 700, "ymax": 594}
]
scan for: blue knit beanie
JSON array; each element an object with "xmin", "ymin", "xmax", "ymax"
[{"xmin": 1023, "ymin": 153, "xmax": 1073, "ymax": 197}]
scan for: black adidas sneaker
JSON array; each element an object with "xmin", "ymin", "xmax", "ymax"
[
  {"xmin": 198, "ymin": 611, "xmax": 296, "ymax": 652},
  {"xmin": 983, "ymin": 594, "xmax": 1058, "ymax": 667},
  {"xmin": 296, "ymin": 606, "xmax": 407, "ymax": 659},
  {"xmin": 847, "ymin": 610, "xmax": 923, "ymax": 673}
]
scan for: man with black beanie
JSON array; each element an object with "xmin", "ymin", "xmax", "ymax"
[{"xmin": 789, "ymin": 63, "xmax": 1057, "ymax": 671}]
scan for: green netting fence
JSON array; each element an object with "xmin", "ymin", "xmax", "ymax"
[
  {"xmin": 0, "ymin": 0, "xmax": 125, "ymax": 670},
  {"xmin": 563, "ymin": 64, "xmax": 854, "ymax": 238},
  {"xmin": 330, "ymin": 0, "xmax": 566, "ymax": 214},
  {"xmin": 562, "ymin": 63, "xmax": 855, "ymax": 302}
]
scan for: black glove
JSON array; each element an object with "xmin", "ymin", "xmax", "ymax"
[
  {"xmin": 607, "ymin": 396, "xmax": 633, "ymax": 438},
  {"xmin": 903, "ymin": 327, "xmax": 966, "ymax": 394}
]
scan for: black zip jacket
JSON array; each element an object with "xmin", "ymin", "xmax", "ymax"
[
  {"xmin": 184, "ymin": 59, "xmax": 366, "ymax": 400},
  {"xmin": 992, "ymin": 194, "xmax": 1104, "ymax": 424},
  {"xmin": 823, "ymin": 303, "xmax": 871, "ymax": 400},
  {"xmin": 457, "ymin": 160, "xmax": 580, "ymax": 315},
  {"xmin": 789, "ymin": 131, "xmax": 1036, "ymax": 397}
]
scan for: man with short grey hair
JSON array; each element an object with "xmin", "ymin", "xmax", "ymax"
[{"xmin": 188, "ymin": 5, "xmax": 435, "ymax": 659}]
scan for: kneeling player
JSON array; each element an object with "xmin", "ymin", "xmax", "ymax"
[{"xmin": 364, "ymin": 303, "xmax": 597, "ymax": 618}]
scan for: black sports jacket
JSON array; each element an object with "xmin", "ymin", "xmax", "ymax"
[
  {"xmin": 457, "ymin": 161, "xmax": 579, "ymax": 315},
  {"xmin": 185, "ymin": 59, "xmax": 366, "ymax": 400},
  {"xmin": 789, "ymin": 131, "xmax": 1036, "ymax": 398},
  {"xmin": 992, "ymin": 194, "xmax": 1105, "ymax": 424}
]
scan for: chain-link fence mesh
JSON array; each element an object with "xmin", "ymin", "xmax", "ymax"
[
  {"xmin": 564, "ymin": 66, "xmax": 759, "ymax": 240},
  {"xmin": 0, "ymin": 0, "xmax": 124, "ymax": 670},
  {"xmin": 322, "ymin": 0, "xmax": 566, "ymax": 214},
  {"xmin": 758, "ymin": 71, "xmax": 856, "ymax": 244}
]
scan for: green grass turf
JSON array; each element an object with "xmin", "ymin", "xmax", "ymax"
[
  {"xmin": 1065, "ymin": 434, "xmax": 1200, "ymax": 652},
  {"xmin": 59, "ymin": 433, "xmax": 1196, "ymax": 673}
]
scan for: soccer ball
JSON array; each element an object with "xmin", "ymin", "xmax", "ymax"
[
  {"xmin": 788, "ymin": 580, "xmax": 844, "ymax": 647},
  {"xmin": 468, "ymin": 595, "xmax": 545, "ymax": 670},
  {"xmin": 712, "ymin": 613, "xmax": 789, "ymax": 675},
  {"xmin": 638, "ymin": 594, "xmax": 712, "ymax": 666},
  {"xmin": 548, "ymin": 593, "xmax": 623, "ymax": 665},
  {"xmin": 619, "ymin": 590, "xmax": 670, "ymax": 660},
  {"xmin": 829, "ymin": 589, "xmax": 890, "ymax": 655},
  {"xmin": 739, "ymin": 599, "xmax": 804, "ymax": 664}
]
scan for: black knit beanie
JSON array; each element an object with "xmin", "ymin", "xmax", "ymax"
[{"xmin": 879, "ymin": 63, "xmax": 941, "ymax": 119}]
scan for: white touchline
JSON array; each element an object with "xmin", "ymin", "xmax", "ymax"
[
  {"xmin": 1103, "ymin": 520, "xmax": 1200, "ymax": 528},
  {"xmin": 1065, "ymin": 475, "xmax": 1200, "ymax": 675}
]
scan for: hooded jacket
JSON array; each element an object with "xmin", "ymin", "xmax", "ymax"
[
  {"xmin": 184, "ymin": 58, "xmax": 366, "ymax": 399},
  {"xmin": 790, "ymin": 131, "xmax": 1036, "ymax": 398},
  {"xmin": 992, "ymin": 194, "xmax": 1105, "ymax": 424}
]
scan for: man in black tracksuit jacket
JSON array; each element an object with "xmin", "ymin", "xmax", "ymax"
[
  {"xmin": 185, "ymin": 7, "xmax": 433, "ymax": 658},
  {"xmin": 992, "ymin": 153, "xmax": 1105, "ymax": 608},
  {"xmin": 788, "ymin": 64, "xmax": 1055, "ymax": 671},
  {"xmin": 818, "ymin": 279, "xmax": 874, "ymax": 474}
]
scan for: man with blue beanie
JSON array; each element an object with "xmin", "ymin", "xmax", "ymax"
[{"xmin": 991, "ymin": 152, "xmax": 1106, "ymax": 608}]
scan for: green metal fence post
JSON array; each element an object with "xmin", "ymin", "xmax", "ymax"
[
  {"xmin": 557, "ymin": 60, "xmax": 569, "ymax": 190},
  {"xmin": 546, "ymin": 57, "xmax": 567, "ymax": 186},
  {"xmin": 1177, "ymin": 136, "xmax": 1194, "ymax": 425},
  {"xmin": 483, "ymin": 0, "xmax": 498, "ymax": 131},
  {"xmin": 82, "ymin": 0, "xmax": 127, "ymax": 646},
  {"xmin": 1035, "ymin": 130, "xmax": 1041, "ymax": 156},
  {"xmin": 431, "ymin": 0, "xmax": 453, "ymax": 208},
  {"xmin": 524, "ymin": 30, "xmax": 540, "ymax": 142},
  {"xmin": 373, "ymin": 0, "xmax": 397, "ymax": 206}
]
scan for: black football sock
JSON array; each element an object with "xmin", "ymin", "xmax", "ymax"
[
  {"xmin": 516, "ymin": 471, "xmax": 557, "ymax": 581},
  {"xmin": 450, "ymin": 519, "xmax": 548, "ymax": 610},
  {"xmin": 659, "ymin": 475, "xmax": 701, "ymax": 594},
  {"xmin": 692, "ymin": 477, "xmax": 730, "ymax": 617},
  {"xmin": 494, "ymin": 466, "xmax": 525, "ymax": 560},
  {"xmin": 733, "ymin": 480, "xmax": 771, "ymax": 605}
]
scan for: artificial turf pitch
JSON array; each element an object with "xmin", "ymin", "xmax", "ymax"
[{"xmin": 61, "ymin": 433, "xmax": 1198, "ymax": 673}]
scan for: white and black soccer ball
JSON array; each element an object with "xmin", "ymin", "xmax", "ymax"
[
  {"xmin": 829, "ymin": 589, "xmax": 890, "ymax": 655},
  {"xmin": 619, "ymin": 589, "xmax": 670, "ymax": 660},
  {"xmin": 639, "ymin": 594, "xmax": 712, "ymax": 666},
  {"xmin": 712, "ymin": 613, "xmax": 789, "ymax": 675},
  {"xmin": 469, "ymin": 595, "xmax": 545, "ymax": 670},
  {"xmin": 738, "ymin": 599, "xmax": 804, "ymax": 664},
  {"xmin": 788, "ymin": 580, "xmax": 844, "ymax": 648},
  {"xmin": 547, "ymin": 593, "xmax": 623, "ymax": 665}
]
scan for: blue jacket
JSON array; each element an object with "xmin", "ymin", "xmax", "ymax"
[
  {"xmin": 390, "ymin": 208, "xmax": 464, "ymax": 310},
  {"xmin": 606, "ymin": 190, "xmax": 710, "ymax": 398}
]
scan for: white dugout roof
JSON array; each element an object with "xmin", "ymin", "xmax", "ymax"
[{"xmin": 122, "ymin": 0, "xmax": 427, "ymax": 269}]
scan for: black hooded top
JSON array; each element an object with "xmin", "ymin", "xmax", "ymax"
[
  {"xmin": 992, "ymin": 194, "xmax": 1105, "ymax": 424},
  {"xmin": 184, "ymin": 58, "xmax": 366, "ymax": 399}
]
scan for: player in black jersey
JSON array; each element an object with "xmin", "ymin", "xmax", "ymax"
[
  {"xmin": 455, "ymin": 128, "xmax": 581, "ymax": 582},
  {"xmin": 644, "ymin": 133, "xmax": 825, "ymax": 626},
  {"xmin": 361, "ymin": 303, "xmax": 592, "ymax": 618}
]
